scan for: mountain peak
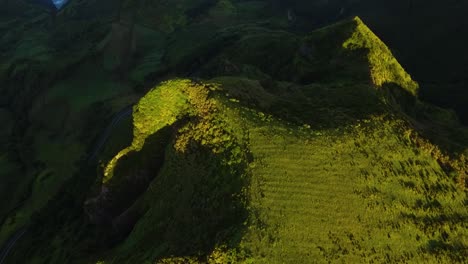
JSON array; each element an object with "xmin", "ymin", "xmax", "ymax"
[{"xmin": 343, "ymin": 16, "xmax": 419, "ymax": 95}]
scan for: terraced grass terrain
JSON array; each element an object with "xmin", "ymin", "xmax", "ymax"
[{"xmin": 242, "ymin": 117, "xmax": 467, "ymax": 263}]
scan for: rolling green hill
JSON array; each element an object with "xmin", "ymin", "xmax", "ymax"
[
  {"xmin": 91, "ymin": 77, "xmax": 467, "ymax": 263},
  {"xmin": 0, "ymin": 1, "xmax": 467, "ymax": 264}
]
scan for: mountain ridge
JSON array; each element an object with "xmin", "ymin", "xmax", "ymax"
[
  {"xmin": 0, "ymin": 2, "xmax": 466, "ymax": 263},
  {"xmin": 78, "ymin": 16, "xmax": 467, "ymax": 263}
]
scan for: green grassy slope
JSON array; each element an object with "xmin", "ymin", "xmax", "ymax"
[
  {"xmin": 1, "ymin": 6, "xmax": 467, "ymax": 264},
  {"xmin": 94, "ymin": 77, "xmax": 466, "ymax": 263},
  {"xmin": 90, "ymin": 17, "xmax": 466, "ymax": 263},
  {"xmin": 242, "ymin": 118, "xmax": 466, "ymax": 263}
]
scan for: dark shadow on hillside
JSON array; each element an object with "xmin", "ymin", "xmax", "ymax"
[
  {"xmin": 380, "ymin": 83, "xmax": 468, "ymax": 155},
  {"xmin": 267, "ymin": 82, "xmax": 386, "ymax": 130},
  {"xmin": 145, "ymin": 140, "xmax": 249, "ymax": 259},
  {"xmin": 217, "ymin": 75, "xmax": 387, "ymax": 131},
  {"xmin": 381, "ymin": 83, "xmax": 417, "ymax": 112},
  {"xmin": 84, "ymin": 125, "xmax": 173, "ymax": 237},
  {"xmin": 4, "ymin": 160, "xmax": 115, "ymax": 263},
  {"xmin": 419, "ymin": 81, "xmax": 468, "ymax": 126},
  {"xmin": 84, "ymin": 118, "xmax": 249, "ymax": 262}
]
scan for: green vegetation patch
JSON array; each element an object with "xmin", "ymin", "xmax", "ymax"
[{"xmin": 104, "ymin": 79, "xmax": 223, "ymax": 181}]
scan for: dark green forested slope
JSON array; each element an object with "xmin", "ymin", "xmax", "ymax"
[{"xmin": 0, "ymin": 1, "xmax": 467, "ymax": 263}]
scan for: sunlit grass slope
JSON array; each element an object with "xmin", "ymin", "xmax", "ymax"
[
  {"xmin": 241, "ymin": 118, "xmax": 466, "ymax": 263},
  {"xmin": 98, "ymin": 78, "xmax": 467, "ymax": 263}
]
